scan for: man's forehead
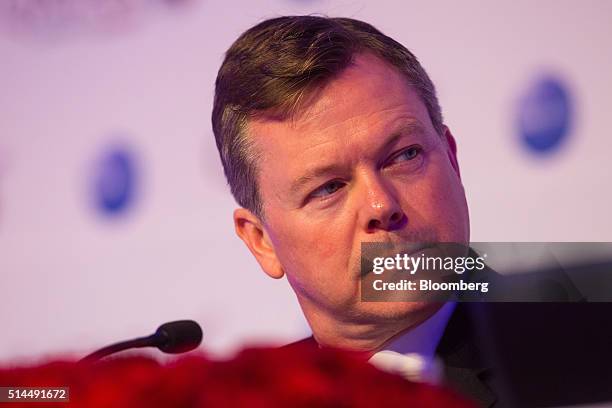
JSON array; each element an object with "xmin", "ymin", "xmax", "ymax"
[{"xmin": 248, "ymin": 113, "xmax": 429, "ymax": 167}]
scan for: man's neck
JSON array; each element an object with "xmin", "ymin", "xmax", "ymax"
[
  {"xmin": 377, "ymin": 302, "xmax": 456, "ymax": 359},
  {"xmin": 299, "ymin": 301, "xmax": 447, "ymax": 356}
]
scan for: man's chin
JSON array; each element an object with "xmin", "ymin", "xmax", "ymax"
[{"xmin": 350, "ymin": 301, "xmax": 443, "ymax": 324}]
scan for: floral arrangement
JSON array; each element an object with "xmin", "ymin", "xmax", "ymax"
[{"xmin": 0, "ymin": 344, "xmax": 474, "ymax": 407}]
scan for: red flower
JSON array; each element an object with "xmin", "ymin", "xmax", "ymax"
[{"xmin": 0, "ymin": 346, "xmax": 476, "ymax": 407}]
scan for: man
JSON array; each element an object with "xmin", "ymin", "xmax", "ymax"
[
  {"xmin": 211, "ymin": 15, "xmax": 493, "ymax": 405},
  {"xmin": 211, "ymin": 15, "xmax": 612, "ymax": 408}
]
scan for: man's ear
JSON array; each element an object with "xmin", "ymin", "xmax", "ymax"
[
  {"xmin": 443, "ymin": 126, "xmax": 462, "ymax": 180},
  {"xmin": 233, "ymin": 208, "xmax": 285, "ymax": 279}
]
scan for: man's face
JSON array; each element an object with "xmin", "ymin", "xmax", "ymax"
[{"xmin": 242, "ymin": 53, "xmax": 469, "ymax": 327}]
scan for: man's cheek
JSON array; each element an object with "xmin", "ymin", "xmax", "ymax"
[{"xmin": 318, "ymin": 240, "xmax": 342, "ymax": 259}]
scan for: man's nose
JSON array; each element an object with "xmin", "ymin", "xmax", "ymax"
[{"xmin": 358, "ymin": 174, "xmax": 406, "ymax": 233}]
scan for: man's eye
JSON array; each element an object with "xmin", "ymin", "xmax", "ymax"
[
  {"xmin": 388, "ymin": 146, "xmax": 422, "ymax": 165},
  {"xmin": 311, "ymin": 180, "xmax": 345, "ymax": 198}
]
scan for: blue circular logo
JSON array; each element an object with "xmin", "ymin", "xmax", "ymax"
[
  {"xmin": 518, "ymin": 76, "xmax": 572, "ymax": 154},
  {"xmin": 93, "ymin": 145, "xmax": 138, "ymax": 216}
]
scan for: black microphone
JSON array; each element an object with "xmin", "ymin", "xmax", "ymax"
[{"xmin": 80, "ymin": 320, "xmax": 203, "ymax": 363}]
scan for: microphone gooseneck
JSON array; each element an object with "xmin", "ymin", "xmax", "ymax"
[{"xmin": 80, "ymin": 320, "xmax": 203, "ymax": 363}]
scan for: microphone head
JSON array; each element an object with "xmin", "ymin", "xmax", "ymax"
[{"xmin": 154, "ymin": 320, "xmax": 203, "ymax": 354}]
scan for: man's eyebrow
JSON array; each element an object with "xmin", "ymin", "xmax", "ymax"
[
  {"xmin": 379, "ymin": 123, "xmax": 425, "ymax": 152},
  {"xmin": 289, "ymin": 121, "xmax": 426, "ymax": 195},
  {"xmin": 289, "ymin": 163, "xmax": 346, "ymax": 196}
]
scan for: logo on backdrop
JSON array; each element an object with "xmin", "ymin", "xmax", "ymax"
[
  {"xmin": 517, "ymin": 75, "xmax": 572, "ymax": 154},
  {"xmin": 92, "ymin": 143, "xmax": 139, "ymax": 217}
]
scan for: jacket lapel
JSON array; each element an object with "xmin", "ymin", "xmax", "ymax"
[{"xmin": 436, "ymin": 303, "xmax": 497, "ymax": 407}]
